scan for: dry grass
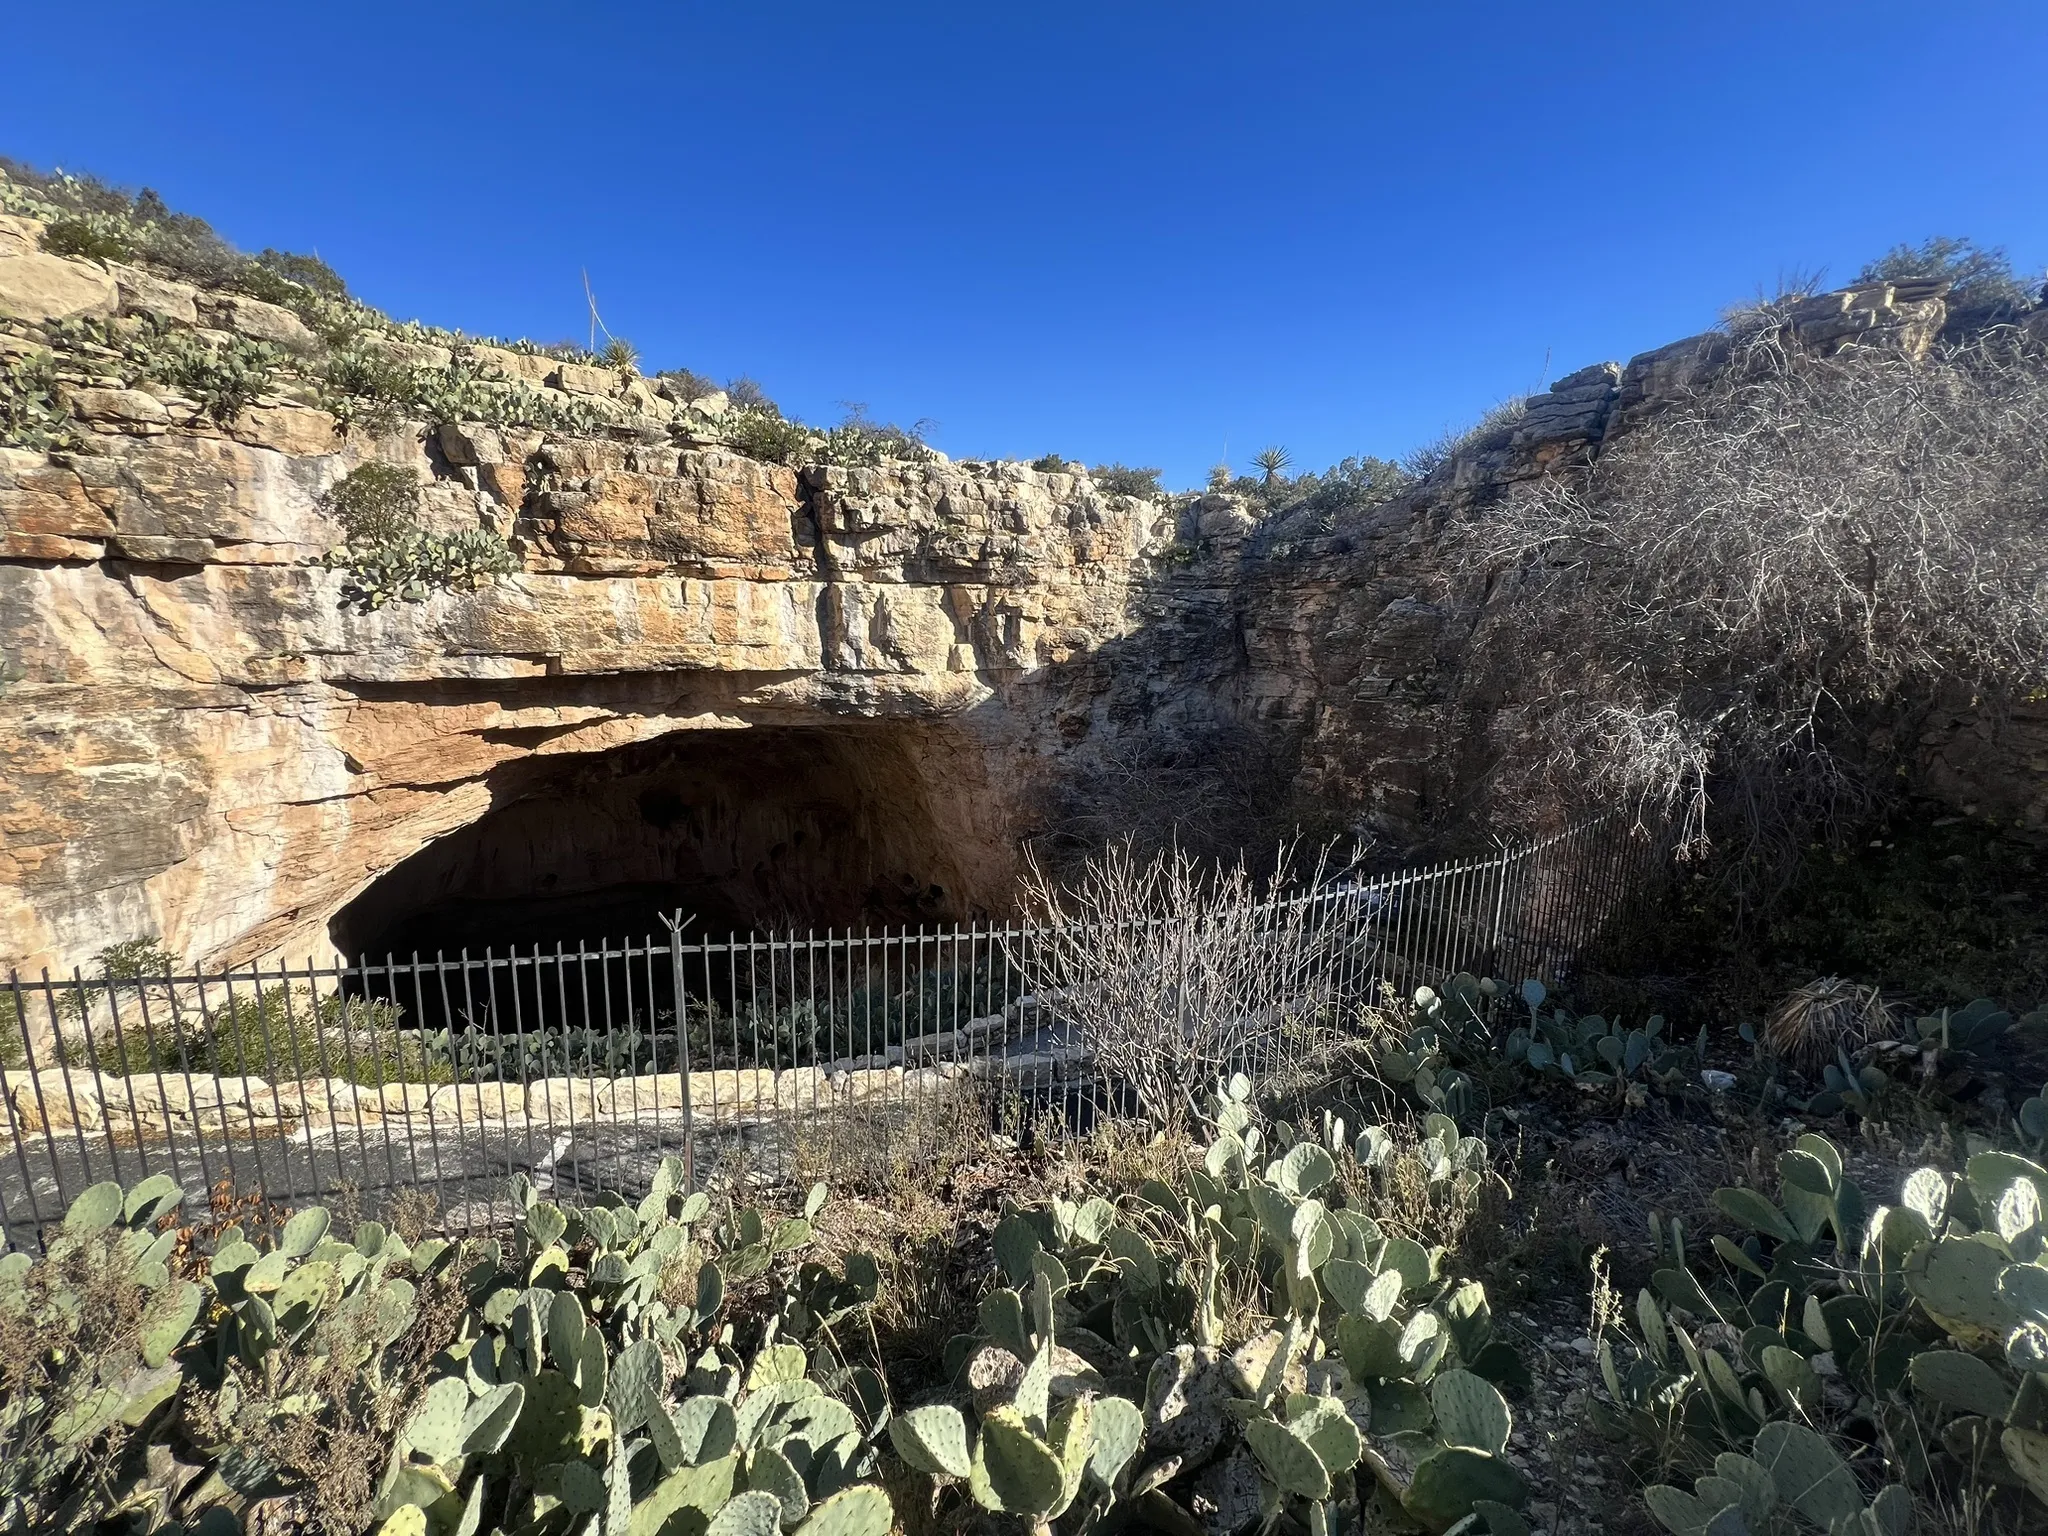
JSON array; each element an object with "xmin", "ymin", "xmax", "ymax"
[{"xmin": 1763, "ymin": 975, "xmax": 1892, "ymax": 1068}]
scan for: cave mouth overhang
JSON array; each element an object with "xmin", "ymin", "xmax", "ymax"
[{"xmin": 326, "ymin": 718, "xmax": 1007, "ymax": 961}]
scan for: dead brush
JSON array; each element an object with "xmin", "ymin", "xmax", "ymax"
[{"xmin": 1765, "ymin": 975, "xmax": 1892, "ymax": 1069}]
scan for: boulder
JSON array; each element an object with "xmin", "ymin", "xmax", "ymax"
[
  {"xmin": 550, "ymin": 362, "xmax": 617, "ymax": 397},
  {"xmin": 0, "ymin": 250, "xmax": 118, "ymax": 323},
  {"xmin": 64, "ymin": 387, "xmax": 170, "ymax": 432},
  {"xmin": 196, "ymin": 293, "xmax": 314, "ymax": 349},
  {"xmin": 107, "ymin": 264, "xmax": 199, "ymax": 326}
]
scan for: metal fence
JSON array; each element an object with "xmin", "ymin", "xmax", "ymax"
[{"xmin": 0, "ymin": 815, "xmax": 1665, "ymax": 1245}]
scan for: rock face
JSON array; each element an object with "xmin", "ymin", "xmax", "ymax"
[
  {"xmin": 0, "ymin": 416, "xmax": 1170, "ymax": 970},
  {"xmin": 1, "ymin": 215, "xmax": 2041, "ymax": 978}
]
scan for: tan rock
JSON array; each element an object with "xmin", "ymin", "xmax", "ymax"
[
  {"xmin": 107, "ymin": 264, "xmax": 199, "ymax": 325},
  {"xmin": 550, "ymin": 362, "xmax": 617, "ymax": 397},
  {"xmin": 0, "ymin": 250, "xmax": 118, "ymax": 323},
  {"xmin": 231, "ymin": 404, "xmax": 338, "ymax": 456},
  {"xmin": 1, "ymin": 532, "xmax": 101, "ymax": 560},
  {"xmin": 66, "ymin": 387, "xmax": 170, "ymax": 432},
  {"xmin": 0, "ymin": 214, "xmax": 46, "ymax": 257},
  {"xmin": 465, "ymin": 344, "xmax": 554, "ymax": 384},
  {"xmin": 598, "ymin": 1074, "xmax": 690, "ymax": 1116},
  {"xmin": 365, "ymin": 336, "xmax": 452, "ymax": 370},
  {"xmin": 2, "ymin": 1066, "xmax": 104, "ymax": 1131},
  {"xmin": 527, "ymin": 1077, "xmax": 603, "ymax": 1123},
  {"xmin": 429, "ymin": 1080, "xmax": 527, "ymax": 1124},
  {"xmin": 370, "ymin": 1080, "xmax": 439, "ymax": 1115},
  {"xmin": 438, "ymin": 422, "xmax": 508, "ymax": 467},
  {"xmin": 197, "ymin": 293, "xmax": 314, "ymax": 349}
]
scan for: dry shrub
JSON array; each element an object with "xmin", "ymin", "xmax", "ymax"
[
  {"xmin": 1018, "ymin": 840, "xmax": 1348, "ymax": 1125},
  {"xmin": 788, "ymin": 1072, "xmax": 992, "ymax": 1198},
  {"xmin": 1460, "ymin": 328, "xmax": 2048, "ymax": 904},
  {"xmin": 1764, "ymin": 976, "xmax": 1892, "ymax": 1069}
]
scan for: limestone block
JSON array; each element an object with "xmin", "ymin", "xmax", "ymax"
[
  {"xmin": 370, "ymin": 1080, "xmax": 439, "ymax": 1116},
  {"xmin": 196, "ymin": 293, "xmax": 313, "ymax": 349},
  {"xmin": 527, "ymin": 1077, "xmax": 603, "ymax": 1122},
  {"xmin": 2, "ymin": 1067, "xmax": 105, "ymax": 1131},
  {"xmin": 465, "ymin": 344, "xmax": 554, "ymax": 383},
  {"xmin": 438, "ymin": 421, "xmax": 509, "ymax": 467},
  {"xmin": 66, "ymin": 387, "xmax": 170, "ymax": 432},
  {"xmin": 597, "ymin": 1074, "xmax": 690, "ymax": 1116},
  {"xmin": 683, "ymin": 1067, "xmax": 778, "ymax": 1120},
  {"xmin": 106, "ymin": 534, "xmax": 213, "ymax": 564},
  {"xmin": 364, "ymin": 336, "xmax": 452, "ymax": 371},
  {"xmin": 0, "ymin": 214, "xmax": 44, "ymax": 256},
  {"xmin": 0, "ymin": 250, "xmax": 118, "ymax": 323},
  {"xmin": 1, "ymin": 532, "xmax": 101, "ymax": 560},
  {"xmin": 550, "ymin": 362, "xmax": 616, "ymax": 396},
  {"xmin": 230, "ymin": 404, "xmax": 339, "ymax": 456},
  {"xmin": 429, "ymin": 1080, "xmax": 527, "ymax": 1124},
  {"xmin": 107, "ymin": 263, "xmax": 199, "ymax": 325}
]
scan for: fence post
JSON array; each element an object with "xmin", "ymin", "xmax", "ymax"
[
  {"xmin": 1488, "ymin": 838, "xmax": 1512, "ymax": 977},
  {"xmin": 665, "ymin": 914, "xmax": 696, "ymax": 1192}
]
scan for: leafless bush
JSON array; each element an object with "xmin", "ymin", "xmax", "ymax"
[
  {"xmin": 1018, "ymin": 840, "xmax": 1346, "ymax": 1125},
  {"xmin": 1460, "ymin": 328, "xmax": 2048, "ymax": 898}
]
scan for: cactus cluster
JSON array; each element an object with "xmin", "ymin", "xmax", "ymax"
[
  {"xmin": 1598, "ymin": 1131, "xmax": 2048, "ymax": 1528},
  {"xmin": 0, "ymin": 1159, "xmax": 894, "ymax": 1536},
  {"xmin": 371, "ymin": 1160, "xmax": 891, "ymax": 1536},
  {"xmin": 1504, "ymin": 978, "xmax": 1705, "ymax": 1097},
  {"xmin": 1376, "ymin": 974, "xmax": 1705, "ymax": 1120},
  {"xmin": 888, "ymin": 1077, "xmax": 1529, "ymax": 1535}
]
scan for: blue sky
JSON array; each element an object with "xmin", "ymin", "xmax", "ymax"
[{"xmin": 6, "ymin": 2, "xmax": 2044, "ymax": 488}]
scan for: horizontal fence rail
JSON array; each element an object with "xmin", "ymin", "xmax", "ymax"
[{"xmin": 1, "ymin": 816, "xmax": 1665, "ymax": 1245}]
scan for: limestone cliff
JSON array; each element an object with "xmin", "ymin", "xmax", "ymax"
[{"xmin": 5, "ymin": 192, "xmax": 2044, "ymax": 975}]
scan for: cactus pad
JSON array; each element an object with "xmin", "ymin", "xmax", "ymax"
[
  {"xmin": 969, "ymin": 1405, "xmax": 1066, "ymax": 1516},
  {"xmin": 793, "ymin": 1485, "xmax": 891, "ymax": 1536},
  {"xmin": 890, "ymin": 1404, "xmax": 972, "ymax": 1479}
]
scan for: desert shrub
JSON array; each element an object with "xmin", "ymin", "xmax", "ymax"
[
  {"xmin": 599, "ymin": 335, "xmax": 639, "ymax": 372},
  {"xmin": 1090, "ymin": 462, "xmax": 1163, "ymax": 500},
  {"xmin": 1037, "ymin": 717, "xmax": 1334, "ymax": 872},
  {"xmin": 249, "ymin": 247, "xmax": 347, "ymax": 300},
  {"xmin": 1, "ymin": 161, "xmax": 244, "ymax": 288},
  {"xmin": 725, "ymin": 374, "xmax": 777, "ymax": 411},
  {"xmin": 146, "ymin": 325, "xmax": 281, "ymax": 422},
  {"xmin": 321, "ymin": 460, "xmax": 522, "ymax": 611},
  {"xmin": 1401, "ymin": 396, "xmax": 1528, "ymax": 479},
  {"xmin": 39, "ymin": 215, "xmax": 131, "ymax": 263},
  {"xmin": 722, "ymin": 404, "xmax": 813, "ymax": 465},
  {"xmin": 1018, "ymin": 839, "xmax": 1349, "ymax": 1125},
  {"xmin": 321, "ymin": 340, "xmax": 613, "ymax": 436},
  {"xmin": 0, "ymin": 350, "xmax": 80, "ymax": 452},
  {"xmin": 1458, "ymin": 330, "xmax": 2048, "ymax": 895},
  {"xmin": 657, "ymin": 366, "xmax": 719, "ymax": 403},
  {"xmin": 1860, "ymin": 235, "xmax": 2039, "ymax": 331},
  {"xmin": 330, "ymin": 526, "xmax": 518, "ymax": 610},
  {"xmin": 320, "ymin": 460, "xmax": 419, "ymax": 543},
  {"xmin": 1030, "ymin": 451, "xmax": 1070, "ymax": 472},
  {"xmin": 1600, "ymin": 1132, "xmax": 2048, "ymax": 1533}
]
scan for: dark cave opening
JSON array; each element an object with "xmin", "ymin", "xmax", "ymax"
[{"xmin": 327, "ymin": 723, "xmax": 981, "ymax": 964}]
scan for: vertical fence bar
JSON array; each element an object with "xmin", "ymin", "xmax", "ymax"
[
  {"xmin": 4, "ymin": 973, "xmax": 50, "ymax": 1234},
  {"xmin": 669, "ymin": 920, "xmax": 696, "ymax": 1192}
]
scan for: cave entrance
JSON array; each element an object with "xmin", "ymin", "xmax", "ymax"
[{"xmin": 328, "ymin": 722, "xmax": 987, "ymax": 965}]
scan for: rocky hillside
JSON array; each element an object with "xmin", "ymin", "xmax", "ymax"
[{"xmin": 4, "ymin": 164, "xmax": 2044, "ymax": 974}]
